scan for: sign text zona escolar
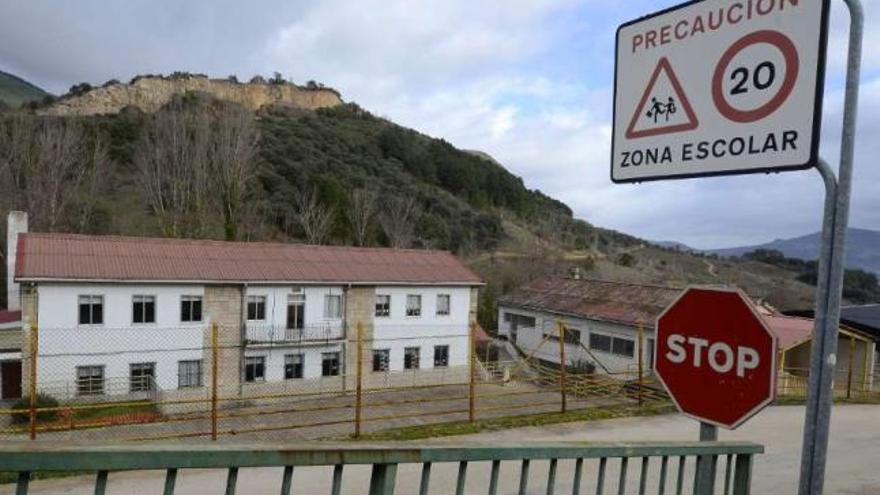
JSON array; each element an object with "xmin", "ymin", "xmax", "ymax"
[{"xmin": 619, "ymin": 129, "xmax": 797, "ymax": 169}]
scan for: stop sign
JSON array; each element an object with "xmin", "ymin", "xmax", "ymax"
[{"xmin": 655, "ymin": 287, "xmax": 777, "ymax": 429}]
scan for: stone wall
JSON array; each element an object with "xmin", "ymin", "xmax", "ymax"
[
  {"xmin": 203, "ymin": 285, "xmax": 244, "ymax": 398},
  {"xmin": 344, "ymin": 287, "xmax": 376, "ymax": 390},
  {"xmin": 19, "ymin": 285, "xmax": 37, "ymax": 395},
  {"xmin": 40, "ymin": 76, "xmax": 343, "ymax": 116}
]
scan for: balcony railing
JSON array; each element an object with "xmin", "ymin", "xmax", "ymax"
[
  {"xmin": 1, "ymin": 440, "xmax": 762, "ymax": 494},
  {"xmin": 245, "ymin": 324, "xmax": 344, "ymax": 345}
]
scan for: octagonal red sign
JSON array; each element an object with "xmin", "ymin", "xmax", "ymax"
[{"xmin": 654, "ymin": 287, "xmax": 777, "ymax": 429}]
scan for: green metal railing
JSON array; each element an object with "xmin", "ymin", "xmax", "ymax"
[{"xmin": 0, "ymin": 441, "xmax": 762, "ymax": 494}]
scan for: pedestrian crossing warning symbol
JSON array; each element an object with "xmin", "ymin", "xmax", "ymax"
[{"xmin": 625, "ymin": 57, "xmax": 698, "ymax": 139}]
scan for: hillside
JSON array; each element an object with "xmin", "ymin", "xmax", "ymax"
[
  {"xmin": 0, "ymin": 70, "xmax": 50, "ymax": 108},
  {"xmin": 0, "ymin": 74, "xmax": 824, "ymax": 329},
  {"xmin": 707, "ymin": 228, "xmax": 880, "ymax": 275}
]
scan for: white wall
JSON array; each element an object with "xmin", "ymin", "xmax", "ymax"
[
  {"xmin": 244, "ymin": 285, "xmax": 344, "ymax": 334},
  {"xmin": 372, "ymin": 286, "xmax": 470, "ymax": 372},
  {"xmin": 244, "ymin": 343, "xmax": 344, "ymax": 382},
  {"xmin": 36, "ymin": 284, "xmax": 206, "ymax": 395},
  {"xmin": 498, "ymin": 304, "xmax": 654, "ymax": 375}
]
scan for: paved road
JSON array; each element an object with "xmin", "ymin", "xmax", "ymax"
[{"xmin": 3, "ymin": 405, "xmax": 878, "ymax": 494}]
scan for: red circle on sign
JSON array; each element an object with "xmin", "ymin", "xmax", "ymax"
[{"xmin": 712, "ymin": 30, "xmax": 800, "ymax": 123}]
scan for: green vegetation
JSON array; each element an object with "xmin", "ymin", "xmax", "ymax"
[
  {"xmin": 743, "ymin": 249, "xmax": 880, "ymax": 304},
  {"xmin": 0, "ymin": 71, "xmax": 50, "ymax": 108},
  {"xmin": 10, "ymin": 394, "xmax": 59, "ymax": 424},
  {"xmin": 358, "ymin": 402, "xmax": 675, "ymax": 441}
]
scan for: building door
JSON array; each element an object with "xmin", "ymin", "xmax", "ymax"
[
  {"xmin": 1, "ymin": 361, "xmax": 22, "ymax": 400},
  {"xmin": 646, "ymin": 338, "xmax": 655, "ymax": 373}
]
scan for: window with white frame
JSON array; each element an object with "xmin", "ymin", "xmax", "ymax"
[
  {"xmin": 404, "ymin": 347, "xmax": 420, "ymax": 370},
  {"xmin": 287, "ymin": 293, "xmax": 305, "ymax": 330},
  {"xmin": 178, "ymin": 360, "xmax": 202, "ymax": 388},
  {"xmin": 78, "ymin": 295, "xmax": 104, "ymax": 325},
  {"xmin": 132, "ymin": 295, "xmax": 156, "ymax": 324},
  {"xmin": 245, "ymin": 356, "xmax": 266, "ymax": 382},
  {"xmin": 589, "ymin": 332, "xmax": 634, "ymax": 358},
  {"xmin": 375, "ymin": 295, "xmax": 391, "ymax": 317},
  {"xmin": 436, "ymin": 294, "xmax": 451, "ymax": 316},
  {"xmin": 324, "ymin": 294, "xmax": 342, "ymax": 319},
  {"xmin": 611, "ymin": 337, "xmax": 635, "ymax": 358},
  {"xmin": 588, "ymin": 333, "xmax": 612, "ymax": 353},
  {"xmin": 284, "ymin": 354, "xmax": 304, "ymax": 380},
  {"xmin": 180, "ymin": 296, "xmax": 202, "ymax": 323},
  {"xmin": 322, "ymin": 352, "xmax": 340, "ymax": 376},
  {"xmin": 406, "ymin": 295, "xmax": 422, "ymax": 317},
  {"xmin": 373, "ymin": 349, "xmax": 390, "ymax": 372},
  {"xmin": 76, "ymin": 365, "xmax": 105, "ymax": 396},
  {"xmin": 247, "ymin": 296, "xmax": 266, "ymax": 321},
  {"xmin": 129, "ymin": 362, "xmax": 155, "ymax": 392},
  {"xmin": 433, "ymin": 345, "xmax": 449, "ymax": 367}
]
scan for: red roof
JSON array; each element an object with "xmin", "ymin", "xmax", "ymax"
[
  {"xmin": 763, "ymin": 314, "xmax": 813, "ymax": 351},
  {"xmin": 0, "ymin": 310, "xmax": 21, "ymax": 325},
  {"xmin": 15, "ymin": 233, "xmax": 483, "ymax": 285}
]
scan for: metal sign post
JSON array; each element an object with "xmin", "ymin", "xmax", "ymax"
[{"xmin": 798, "ymin": 1, "xmax": 863, "ymax": 494}]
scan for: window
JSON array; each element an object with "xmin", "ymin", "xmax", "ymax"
[
  {"xmin": 178, "ymin": 360, "xmax": 202, "ymax": 388},
  {"xmin": 434, "ymin": 345, "xmax": 449, "ymax": 367},
  {"xmin": 505, "ymin": 313, "xmax": 536, "ymax": 330},
  {"xmin": 133, "ymin": 295, "xmax": 156, "ymax": 324},
  {"xmin": 76, "ymin": 365, "xmax": 104, "ymax": 396},
  {"xmin": 284, "ymin": 354, "xmax": 304, "ymax": 380},
  {"xmin": 287, "ymin": 293, "xmax": 305, "ymax": 330},
  {"xmin": 612, "ymin": 337, "xmax": 635, "ymax": 358},
  {"xmin": 130, "ymin": 362, "xmax": 155, "ymax": 392},
  {"xmin": 436, "ymin": 294, "xmax": 451, "ymax": 316},
  {"xmin": 78, "ymin": 296, "xmax": 104, "ymax": 325},
  {"xmin": 324, "ymin": 294, "xmax": 342, "ymax": 319},
  {"xmin": 245, "ymin": 356, "xmax": 266, "ymax": 382},
  {"xmin": 406, "ymin": 295, "xmax": 422, "ymax": 317},
  {"xmin": 589, "ymin": 333, "xmax": 612, "ymax": 353},
  {"xmin": 404, "ymin": 347, "xmax": 420, "ymax": 370},
  {"xmin": 322, "ymin": 352, "xmax": 340, "ymax": 377},
  {"xmin": 247, "ymin": 296, "xmax": 266, "ymax": 321},
  {"xmin": 546, "ymin": 328, "xmax": 581, "ymax": 345},
  {"xmin": 373, "ymin": 349, "xmax": 390, "ymax": 372},
  {"xmin": 181, "ymin": 296, "xmax": 202, "ymax": 323},
  {"xmin": 375, "ymin": 295, "xmax": 391, "ymax": 317}
]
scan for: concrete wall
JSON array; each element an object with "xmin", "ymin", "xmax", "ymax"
[
  {"xmin": 5, "ymin": 211, "xmax": 27, "ymax": 312},
  {"xmin": 203, "ymin": 285, "xmax": 244, "ymax": 396}
]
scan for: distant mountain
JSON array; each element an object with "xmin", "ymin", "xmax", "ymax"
[
  {"xmin": 652, "ymin": 240, "xmax": 697, "ymax": 252},
  {"xmin": 707, "ymin": 228, "xmax": 880, "ymax": 275},
  {"xmin": 0, "ymin": 70, "xmax": 50, "ymax": 108}
]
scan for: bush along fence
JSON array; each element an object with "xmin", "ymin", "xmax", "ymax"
[{"xmin": 0, "ymin": 318, "xmax": 682, "ymax": 442}]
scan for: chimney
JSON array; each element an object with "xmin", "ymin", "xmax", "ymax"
[{"xmin": 6, "ymin": 211, "xmax": 27, "ymax": 311}]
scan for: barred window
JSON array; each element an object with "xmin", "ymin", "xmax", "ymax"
[
  {"xmin": 404, "ymin": 347, "xmax": 420, "ymax": 370},
  {"xmin": 375, "ymin": 295, "xmax": 391, "ymax": 317},
  {"xmin": 247, "ymin": 296, "xmax": 266, "ymax": 321},
  {"xmin": 284, "ymin": 354, "xmax": 304, "ymax": 380},
  {"xmin": 373, "ymin": 349, "xmax": 390, "ymax": 372},
  {"xmin": 178, "ymin": 360, "xmax": 202, "ymax": 389},
  {"xmin": 436, "ymin": 294, "xmax": 450, "ymax": 316},
  {"xmin": 77, "ymin": 365, "xmax": 105, "ymax": 396},
  {"xmin": 130, "ymin": 362, "xmax": 155, "ymax": 392},
  {"xmin": 181, "ymin": 296, "xmax": 203, "ymax": 323},
  {"xmin": 133, "ymin": 295, "xmax": 156, "ymax": 324},
  {"xmin": 78, "ymin": 295, "xmax": 104, "ymax": 325},
  {"xmin": 434, "ymin": 345, "xmax": 449, "ymax": 367},
  {"xmin": 406, "ymin": 295, "xmax": 422, "ymax": 317}
]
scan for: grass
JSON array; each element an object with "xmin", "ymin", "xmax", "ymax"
[{"xmin": 357, "ymin": 402, "xmax": 677, "ymax": 441}]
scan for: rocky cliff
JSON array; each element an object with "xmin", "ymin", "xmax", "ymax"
[{"xmin": 40, "ymin": 75, "xmax": 343, "ymax": 116}]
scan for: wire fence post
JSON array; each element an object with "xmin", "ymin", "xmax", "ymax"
[
  {"xmin": 846, "ymin": 336, "xmax": 855, "ymax": 400},
  {"xmin": 468, "ymin": 322, "xmax": 476, "ymax": 423},
  {"xmin": 211, "ymin": 323, "xmax": 219, "ymax": 441},
  {"xmin": 28, "ymin": 319, "xmax": 38, "ymax": 441},
  {"xmin": 637, "ymin": 321, "xmax": 645, "ymax": 409},
  {"xmin": 557, "ymin": 319, "xmax": 567, "ymax": 414},
  {"xmin": 355, "ymin": 321, "xmax": 364, "ymax": 438}
]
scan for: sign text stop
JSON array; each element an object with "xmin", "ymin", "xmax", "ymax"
[{"xmin": 655, "ymin": 287, "xmax": 777, "ymax": 429}]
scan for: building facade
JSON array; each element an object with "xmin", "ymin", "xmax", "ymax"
[{"xmin": 7, "ymin": 212, "xmax": 482, "ymax": 401}]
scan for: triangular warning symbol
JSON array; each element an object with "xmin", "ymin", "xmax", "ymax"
[{"xmin": 626, "ymin": 57, "xmax": 699, "ymax": 139}]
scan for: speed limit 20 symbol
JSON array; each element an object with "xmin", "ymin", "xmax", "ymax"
[{"xmin": 712, "ymin": 30, "xmax": 800, "ymax": 123}]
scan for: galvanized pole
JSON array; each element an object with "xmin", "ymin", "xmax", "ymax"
[
  {"xmin": 695, "ymin": 422, "xmax": 718, "ymax": 495},
  {"xmin": 637, "ymin": 321, "xmax": 645, "ymax": 409},
  {"xmin": 799, "ymin": 1, "xmax": 863, "ymax": 493}
]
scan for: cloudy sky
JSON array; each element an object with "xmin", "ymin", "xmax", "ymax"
[{"xmin": 1, "ymin": 0, "xmax": 878, "ymax": 249}]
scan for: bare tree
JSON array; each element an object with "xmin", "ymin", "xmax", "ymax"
[
  {"xmin": 76, "ymin": 137, "xmax": 110, "ymax": 232},
  {"xmin": 135, "ymin": 105, "xmax": 212, "ymax": 238},
  {"xmin": 380, "ymin": 196, "xmax": 420, "ymax": 248},
  {"xmin": 294, "ymin": 189, "xmax": 335, "ymax": 244},
  {"xmin": 209, "ymin": 106, "xmax": 259, "ymax": 240},
  {"xmin": 347, "ymin": 189, "xmax": 377, "ymax": 247}
]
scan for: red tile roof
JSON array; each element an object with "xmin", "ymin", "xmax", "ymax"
[
  {"xmin": 763, "ymin": 314, "xmax": 813, "ymax": 351},
  {"xmin": 15, "ymin": 233, "xmax": 483, "ymax": 285},
  {"xmin": 0, "ymin": 310, "xmax": 21, "ymax": 325}
]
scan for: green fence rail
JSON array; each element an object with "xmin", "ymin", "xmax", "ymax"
[{"xmin": 0, "ymin": 441, "xmax": 763, "ymax": 494}]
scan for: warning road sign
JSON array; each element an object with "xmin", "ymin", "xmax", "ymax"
[{"xmin": 611, "ymin": 0, "xmax": 830, "ymax": 183}]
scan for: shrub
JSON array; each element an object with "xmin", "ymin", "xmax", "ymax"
[
  {"xmin": 11, "ymin": 394, "xmax": 60, "ymax": 424},
  {"xmin": 616, "ymin": 252, "xmax": 636, "ymax": 267}
]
